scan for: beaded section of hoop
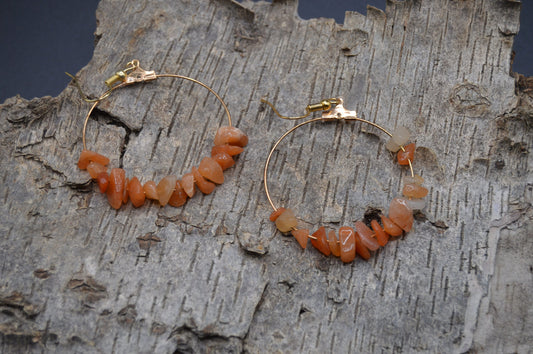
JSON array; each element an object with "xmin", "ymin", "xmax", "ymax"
[
  {"xmin": 78, "ymin": 126, "xmax": 247, "ymax": 209},
  {"xmin": 269, "ymin": 136, "xmax": 426, "ymax": 263}
]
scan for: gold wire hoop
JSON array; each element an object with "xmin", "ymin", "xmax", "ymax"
[
  {"xmin": 74, "ymin": 60, "xmax": 233, "ymax": 150},
  {"xmin": 72, "ymin": 60, "xmax": 247, "ymax": 211},
  {"xmin": 262, "ymin": 97, "xmax": 415, "ymax": 212}
]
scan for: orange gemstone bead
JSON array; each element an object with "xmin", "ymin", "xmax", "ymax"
[
  {"xmin": 370, "ymin": 220, "xmax": 389, "ymax": 247},
  {"xmin": 381, "ymin": 215, "xmax": 403, "ymax": 236},
  {"xmin": 96, "ymin": 172, "xmax": 109, "ymax": 193},
  {"xmin": 291, "ymin": 229, "xmax": 309, "ymax": 249},
  {"xmin": 198, "ymin": 157, "xmax": 224, "ymax": 184},
  {"xmin": 122, "ymin": 178, "xmax": 129, "ymax": 205},
  {"xmin": 402, "ymin": 183, "xmax": 428, "ymax": 198},
  {"xmin": 143, "ymin": 181, "xmax": 158, "ymax": 200},
  {"xmin": 310, "ymin": 226, "xmax": 331, "ymax": 256},
  {"xmin": 354, "ymin": 233, "xmax": 371, "ymax": 260},
  {"xmin": 385, "ymin": 126, "xmax": 410, "ymax": 152},
  {"xmin": 275, "ymin": 208, "xmax": 298, "ymax": 233},
  {"xmin": 212, "ymin": 152, "xmax": 235, "ymax": 171},
  {"xmin": 127, "ymin": 177, "xmax": 145, "ymax": 208},
  {"xmin": 405, "ymin": 198, "xmax": 426, "ymax": 210},
  {"xmin": 181, "ymin": 173, "xmax": 196, "ymax": 198},
  {"xmin": 214, "ymin": 126, "xmax": 248, "ymax": 147},
  {"xmin": 86, "ymin": 162, "xmax": 107, "ymax": 179},
  {"xmin": 107, "ymin": 168, "xmax": 126, "ymax": 210},
  {"xmin": 192, "ymin": 167, "xmax": 215, "ymax": 195},
  {"xmin": 397, "ymin": 143, "xmax": 415, "ymax": 166},
  {"xmin": 78, "ymin": 150, "xmax": 110, "ymax": 170},
  {"xmin": 404, "ymin": 174, "xmax": 425, "ymax": 185},
  {"xmin": 389, "ymin": 198, "xmax": 414, "ymax": 232},
  {"xmin": 354, "ymin": 221, "xmax": 380, "ymax": 251},
  {"xmin": 269, "ymin": 207, "xmax": 287, "ymax": 222},
  {"xmin": 339, "ymin": 226, "xmax": 356, "ymax": 263},
  {"xmin": 157, "ymin": 175, "xmax": 177, "ymax": 206},
  {"xmin": 211, "ymin": 144, "xmax": 244, "ymax": 157},
  {"xmin": 328, "ymin": 230, "xmax": 341, "ymax": 257},
  {"xmin": 168, "ymin": 180, "xmax": 188, "ymax": 207}
]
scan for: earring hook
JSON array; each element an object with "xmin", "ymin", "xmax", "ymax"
[
  {"xmin": 261, "ymin": 97, "xmax": 359, "ymax": 121},
  {"xmin": 65, "ymin": 72, "xmax": 109, "ymax": 103},
  {"xmin": 65, "ymin": 59, "xmax": 157, "ymax": 104}
]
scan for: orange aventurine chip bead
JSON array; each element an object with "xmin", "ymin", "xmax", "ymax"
[
  {"xmin": 275, "ymin": 208, "xmax": 298, "ymax": 233},
  {"xmin": 192, "ymin": 167, "xmax": 216, "ymax": 195},
  {"xmin": 198, "ymin": 157, "xmax": 224, "ymax": 184},
  {"xmin": 211, "ymin": 144, "xmax": 244, "ymax": 157},
  {"xmin": 389, "ymin": 198, "xmax": 414, "ymax": 232},
  {"xmin": 354, "ymin": 233, "xmax": 371, "ymax": 260},
  {"xmin": 157, "ymin": 175, "xmax": 177, "ymax": 206},
  {"xmin": 397, "ymin": 143, "xmax": 415, "ymax": 166},
  {"xmin": 370, "ymin": 220, "xmax": 389, "ymax": 247},
  {"xmin": 128, "ymin": 177, "xmax": 145, "ymax": 208},
  {"xmin": 214, "ymin": 126, "xmax": 248, "ymax": 147},
  {"xmin": 328, "ymin": 230, "xmax": 341, "ymax": 257},
  {"xmin": 269, "ymin": 207, "xmax": 287, "ymax": 222},
  {"xmin": 122, "ymin": 178, "xmax": 129, "ymax": 204},
  {"xmin": 381, "ymin": 215, "xmax": 403, "ymax": 236},
  {"xmin": 291, "ymin": 229, "xmax": 309, "ymax": 249},
  {"xmin": 96, "ymin": 172, "xmax": 109, "ymax": 193},
  {"xmin": 339, "ymin": 226, "xmax": 356, "ymax": 263},
  {"xmin": 385, "ymin": 126, "xmax": 411, "ymax": 152},
  {"xmin": 168, "ymin": 180, "xmax": 188, "ymax": 207},
  {"xmin": 181, "ymin": 173, "xmax": 196, "ymax": 198},
  {"xmin": 404, "ymin": 174, "xmax": 424, "ymax": 185},
  {"xmin": 78, "ymin": 150, "xmax": 110, "ymax": 170},
  {"xmin": 354, "ymin": 221, "xmax": 380, "ymax": 251},
  {"xmin": 212, "ymin": 152, "xmax": 235, "ymax": 171},
  {"xmin": 402, "ymin": 183, "xmax": 428, "ymax": 198},
  {"xmin": 311, "ymin": 226, "xmax": 331, "ymax": 256},
  {"xmin": 107, "ymin": 168, "xmax": 126, "ymax": 210},
  {"xmin": 143, "ymin": 181, "xmax": 159, "ymax": 200},
  {"xmin": 87, "ymin": 162, "xmax": 107, "ymax": 179}
]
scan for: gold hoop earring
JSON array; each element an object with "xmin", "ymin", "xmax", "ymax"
[
  {"xmin": 72, "ymin": 60, "xmax": 248, "ymax": 210},
  {"xmin": 262, "ymin": 97, "xmax": 427, "ymax": 263}
]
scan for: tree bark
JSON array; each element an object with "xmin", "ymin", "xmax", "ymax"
[{"xmin": 1, "ymin": 0, "xmax": 531, "ymax": 352}]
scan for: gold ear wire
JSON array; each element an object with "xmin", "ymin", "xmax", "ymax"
[
  {"xmin": 260, "ymin": 98, "xmax": 310, "ymax": 120},
  {"xmin": 65, "ymin": 72, "xmax": 109, "ymax": 103}
]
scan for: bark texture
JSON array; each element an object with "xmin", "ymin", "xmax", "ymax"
[{"xmin": 1, "ymin": 0, "xmax": 532, "ymax": 352}]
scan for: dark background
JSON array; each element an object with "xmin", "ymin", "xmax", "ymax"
[{"xmin": 0, "ymin": 0, "xmax": 531, "ymax": 102}]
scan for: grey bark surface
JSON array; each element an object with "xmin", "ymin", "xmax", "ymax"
[{"xmin": 1, "ymin": 0, "xmax": 532, "ymax": 352}]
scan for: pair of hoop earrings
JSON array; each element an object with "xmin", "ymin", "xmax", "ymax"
[{"xmin": 73, "ymin": 60, "xmax": 427, "ymax": 264}]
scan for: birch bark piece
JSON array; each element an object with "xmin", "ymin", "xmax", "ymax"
[{"xmin": 0, "ymin": 0, "xmax": 531, "ymax": 352}]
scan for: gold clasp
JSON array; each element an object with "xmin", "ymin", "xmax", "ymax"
[
  {"xmin": 320, "ymin": 97, "xmax": 358, "ymax": 121},
  {"xmin": 104, "ymin": 59, "xmax": 157, "ymax": 88},
  {"xmin": 306, "ymin": 98, "xmax": 340, "ymax": 113}
]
